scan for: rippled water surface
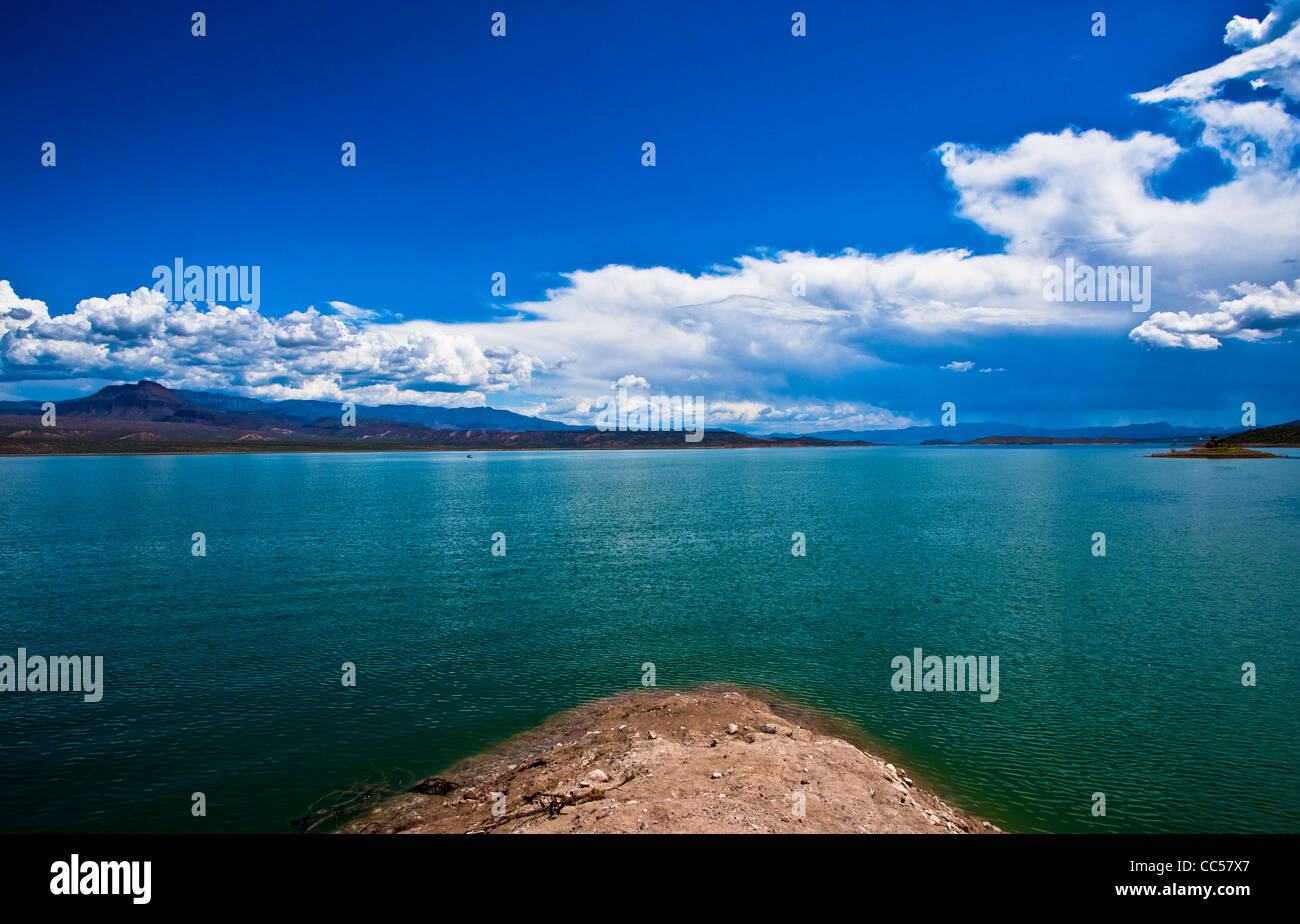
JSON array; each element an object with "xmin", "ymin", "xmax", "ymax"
[{"xmin": 1, "ymin": 447, "xmax": 1296, "ymax": 832}]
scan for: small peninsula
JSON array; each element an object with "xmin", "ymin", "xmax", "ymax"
[
  {"xmin": 1148, "ymin": 432, "xmax": 1292, "ymax": 458},
  {"xmin": 330, "ymin": 688, "xmax": 996, "ymax": 835}
]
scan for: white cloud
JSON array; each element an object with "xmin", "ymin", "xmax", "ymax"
[
  {"xmin": 705, "ymin": 400, "xmax": 921, "ymax": 431},
  {"xmin": 941, "ymin": 124, "xmax": 1300, "ymax": 297},
  {"xmin": 1129, "ymin": 279, "xmax": 1300, "ymax": 349},
  {"xmin": 941, "ymin": 361, "xmax": 975, "ymax": 372},
  {"xmin": 326, "ymin": 300, "xmax": 381, "ymax": 321},
  {"xmin": 1136, "ymin": 7, "xmax": 1300, "ymax": 101},
  {"xmin": 0, "ymin": 281, "xmax": 542, "ymax": 406},
  {"xmin": 942, "ymin": 129, "xmax": 1183, "ymax": 255},
  {"xmin": 454, "ymin": 248, "xmax": 1124, "ymax": 401},
  {"xmin": 522, "ymin": 394, "xmax": 921, "ymax": 431},
  {"xmin": 1225, "ymin": 0, "xmax": 1300, "ymax": 51},
  {"xmin": 1192, "ymin": 98, "xmax": 1300, "ymax": 163}
]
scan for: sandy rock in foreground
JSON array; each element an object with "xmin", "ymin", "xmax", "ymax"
[{"xmin": 338, "ymin": 689, "xmax": 998, "ymax": 834}]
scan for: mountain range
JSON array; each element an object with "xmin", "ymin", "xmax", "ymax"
[
  {"xmin": 171, "ymin": 390, "xmax": 582, "ymax": 431},
  {"xmin": 2, "ymin": 382, "xmax": 1294, "ymax": 455},
  {"xmin": 0, "ymin": 382, "xmax": 864, "ymax": 454},
  {"xmin": 0, "ymin": 384, "xmax": 579, "ymax": 432}
]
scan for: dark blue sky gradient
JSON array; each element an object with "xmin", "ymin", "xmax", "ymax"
[{"xmin": 1, "ymin": 0, "xmax": 1295, "ymax": 427}]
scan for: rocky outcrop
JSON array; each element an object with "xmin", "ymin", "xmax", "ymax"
[{"xmin": 336, "ymin": 688, "xmax": 998, "ymax": 835}]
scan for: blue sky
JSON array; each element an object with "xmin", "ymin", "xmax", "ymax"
[{"xmin": 2, "ymin": 0, "xmax": 1299, "ymax": 430}]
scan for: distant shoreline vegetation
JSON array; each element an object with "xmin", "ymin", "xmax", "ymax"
[{"xmin": 1147, "ymin": 429, "xmax": 1297, "ymax": 459}]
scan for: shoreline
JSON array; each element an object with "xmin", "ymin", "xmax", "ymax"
[
  {"xmin": 1146, "ymin": 448, "xmax": 1288, "ymax": 458},
  {"xmin": 329, "ymin": 686, "xmax": 999, "ymax": 834},
  {"xmin": 2, "ymin": 442, "xmax": 1263, "ymax": 460},
  {"xmin": 0, "ymin": 437, "xmax": 875, "ymax": 458}
]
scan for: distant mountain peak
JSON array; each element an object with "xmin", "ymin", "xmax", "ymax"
[
  {"xmin": 91, "ymin": 380, "xmax": 180, "ymax": 399},
  {"xmin": 60, "ymin": 380, "xmax": 224, "ymax": 423}
]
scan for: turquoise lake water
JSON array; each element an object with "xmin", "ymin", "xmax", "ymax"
[{"xmin": 0, "ymin": 447, "xmax": 1295, "ymax": 833}]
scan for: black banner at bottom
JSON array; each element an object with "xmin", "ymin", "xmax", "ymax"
[{"xmin": 2, "ymin": 834, "xmax": 1289, "ymax": 910}]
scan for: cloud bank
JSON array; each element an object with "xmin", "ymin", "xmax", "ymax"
[{"xmin": 0, "ymin": 282, "xmax": 542, "ymax": 406}]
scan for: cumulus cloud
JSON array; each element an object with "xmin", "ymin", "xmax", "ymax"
[
  {"xmin": 940, "ymin": 123, "xmax": 1300, "ymax": 297},
  {"xmin": 453, "ymin": 249, "xmax": 1124, "ymax": 403},
  {"xmin": 1192, "ymin": 98, "xmax": 1300, "ymax": 164},
  {"xmin": 1108, "ymin": 4, "xmax": 1300, "ymax": 350},
  {"xmin": 1129, "ymin": 279, "xmax": 1300, "ymax": 349},
  {"xmin": 942, "ymin": 129, "xmax": 1183, "ymax": 256},
  {"xmin": 0, "ymin": 281, "xmax": 542, "ymax": 406},
  {"xmin": 941, "ymin": 361, "xmax": 975, "ymax": 372},
  {"xmin": 0, "ymin": 240, "xmax": 1136, "ymax": 423},
  {"xmin": 925, "ymin": 6, "xmax": 1300, "ymax": 334},
  {"xmin": 1225, "ymin": 0, "xmax": 1300, "ymax": 52}
]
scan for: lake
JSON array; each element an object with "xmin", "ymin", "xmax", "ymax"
[{"xmin": 0, "ymin": 447, "xmax": 1295, "ymax": 832}]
